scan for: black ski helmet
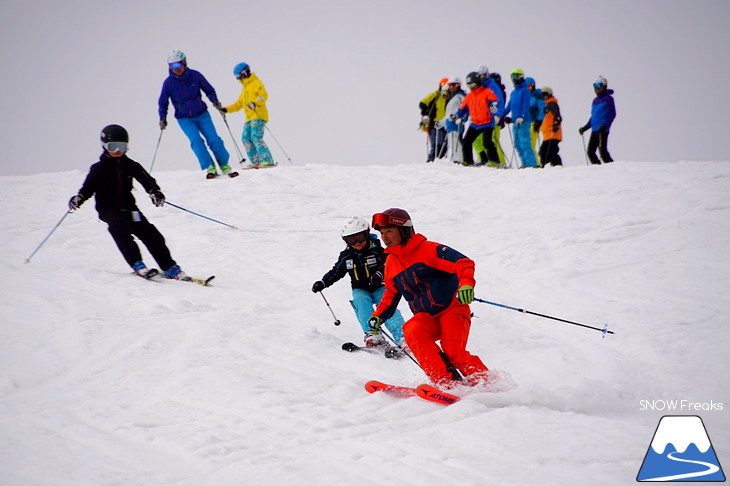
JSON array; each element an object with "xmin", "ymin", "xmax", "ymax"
[
  {"xmin": 465, "ymin": 72, "xmax": 480, "ymax": 87},
  {"xmin": 100, "ymin": 124, "xmax": 129, "ymax": 143}
]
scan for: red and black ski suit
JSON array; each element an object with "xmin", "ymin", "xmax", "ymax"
[{"xmin": 372, "ymin": 233, "xmax": 489, "ymax": 386}]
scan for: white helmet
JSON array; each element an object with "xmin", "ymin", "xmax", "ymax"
[
  {"xmin": 167, "ymin": 50, "xmax": 186, "ymax": 65},
  {"xmin": 594, "ymin": 75, "xmax": 608, "ymax": 87},
  {"xmin": 447, "ymin": 76, "xmax": 461, "ymax": 86},
  {"xmin": 477, "ymin": 65, "xmax": 489, "ymax": 77},
  {"xmin": 340, "ymin": 216, "xmax": 369, "ymax": 237}
]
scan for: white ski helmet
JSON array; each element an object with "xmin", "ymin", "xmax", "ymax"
[
  {"xmin": 340, "ymin": 216, "xmax": 369, "ymax": 238},
  {"xmin": 167, "ymin": 50, "xmax": 186, "ymax": 65},
  {"xmin": 594, "ymin": 75, "xmax": 608, "ymax": 87},
  {"xmin": 447, "ymin": 76, "xmax": 461, "ymax": 86}
]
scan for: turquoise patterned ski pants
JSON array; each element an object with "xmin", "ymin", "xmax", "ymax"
[{"xmin": 242, "ymin": 119, "xmax": 274, "ymax": 166}]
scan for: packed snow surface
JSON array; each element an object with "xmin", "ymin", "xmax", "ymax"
[{"xmin": 1, "ymin": 160, "xmax": 728, "ymax": 485}]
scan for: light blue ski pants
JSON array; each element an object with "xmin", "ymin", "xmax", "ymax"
[
  {"xmin": 352, "ymin": 287, "xmax": 405, "ymax": 343},
  {"xmin": 512, "ymin": 122, "xmax": 537, "ymax": 167},
  {"xmin": 178, "ymin": 111, "xmax": 230, "ymax": 171},
  {"xmin": 242, "ymin": 119, "xmax": 274, "ymax": 166}
]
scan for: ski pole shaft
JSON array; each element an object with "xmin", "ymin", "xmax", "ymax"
[
  {"xmin": 474, "ymin": 297, "xmax": 614, "ymax": 336},
  {"xmin": 318, "ymin": 290, "xmax": 340, "ymax": 326},
  {"xmin": 148, "ymin": 129, "xmax": 164, "ymax": 173},
  {"xmin": 25, "ymin": 210, "xmax": 72, "ymax": 264},
  {"xmin": 252, "ymin": 106, "xmax": 292, "ymax": 164},
  {"xmin": 221, "ymin": 113, "xmax": 246, "ymax": 165},
  {"xmin": 379, "ymin": 327, "xmax": 422, "ymax": 370},
  {"xmin": 580, "ymin": 132, "xmax": 590, "ymax": 166},
  {"xmin": 164, "ymin": 201, "xmax": 238, "ymax": 229}
]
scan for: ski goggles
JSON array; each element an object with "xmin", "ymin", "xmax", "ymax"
[
  {"xmin": 235, "ymin": 67, "xmax": 251, "ymax": 79},
  {"xmin": 372, "ymin": 212, "xmax": 412, "ymax": 230},
  {"xmin": 593, "ymin": 82, "xmax": 605, "ymax": 89},
  {"xmin": 169, "ymin": 62, "xmax": 184, "ymax": 70},
  {"xmin": 343, "ymin": 231, "xmax": 368, "ymax": 246},
  {"xmin": 103, "ymin": 142, "xmax": 128, "ymax": 153}
]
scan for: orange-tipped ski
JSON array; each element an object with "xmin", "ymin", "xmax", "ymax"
[
  {"xmin": 416, "ymin": 384, "xmax": 460, "ymax": 405},
  {"xmin": 365, "ymin": 381, "xmax": 418, "ymax": 397}
]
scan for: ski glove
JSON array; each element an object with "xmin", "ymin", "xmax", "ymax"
[
  {"xmin": 311, "ymin": 280, "xmax": 325, "ymax": 293},
  {"xmin": 533, "ymin": 120, "xmax": 542, "ymax": 131},
  {"xmin": 68, "ymin": 194, "xmax": 84, "ymax": 211},
  {"xmin": 368, "ymin": 271, "xmax": 383, "ymax": 288},
  {"xmin": 490, "ymin": 102, "xmax": 498, "ymax": 114},
  {"xmin": 494, "ymin": 115, "xmax": 501, "ymax": 125},
  {"xmin": 504, "ymin": 116, "xmax": 512, "ymax": 124},
  {"xmin": 247, "ymin": 102, "xmax": 256, "ymax": 110},
  {"xmin": 456, "ymin": 285, "xmax": 474, "ymax": 305},
  {"xmin": 159, "ymin": 119, "xmax": 167, "ymax": 130},
  {"xmin": 515, "ymin": 118, "xmax": 524, "ymax": 126},
  {"xmin": 149, "ymin": 190, "xmax": 165, "ymax": 207},
  {"xmin": 421, "ymin": 115, "xmax": 430, "ymax": 125},
  {"xmin": 434, "ymin": 120, "xmax": 443, "ymax": 130},
  {"xmin": 368, "ymin": 316, "xmax": 383, "ymax": 333},
  {"xmin": 578, "ymin": 127, "xmax": 587, "ymax": 135}
]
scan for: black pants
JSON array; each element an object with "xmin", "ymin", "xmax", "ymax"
[
  {"xmin": 101, "ymin": 210, "xmax": 176, "ymax": 271},
  {"xmin": 587, "ymin": 129, "xmax": 613, "ymax": 164},
  {"xmin": 462, "ymin": 126, "xmax": 498, "ymax": 165},
  {"xmin": 539, "ymin": 139, "xmax": 562, "ymax": 166}
]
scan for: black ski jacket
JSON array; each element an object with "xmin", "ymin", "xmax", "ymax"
[
  {"xmin": 77, "ymin": 153, "xmax": 160, "ymax": 219},
  {"xmin": 321, "ymin": 236, "xmax": 388, "ymax": 293}
]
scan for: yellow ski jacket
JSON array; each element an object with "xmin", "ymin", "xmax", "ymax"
[{"xmin": 225, "ymin": 72, "xmax": 269, "ymax": 122}]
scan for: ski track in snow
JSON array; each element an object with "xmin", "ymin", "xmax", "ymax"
[{"xmin": 1, "ymin": 161, "xmax": 729, "ymax": 485}]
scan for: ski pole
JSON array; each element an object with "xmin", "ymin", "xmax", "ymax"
[
  {"xmin": 318, "ymin": 290, "xmax": 341, "ymax": 326},
  {"xmin": 580, "ymin": 131, "xmax": 590, "ymax": 165},
  {"xmin": 506, "ymin": 123, "xmax": 517, "ymax": 169},
  {"xmin": 25, "ymin": 210, "xmax": 72, "ymax": 264},
  {"xmin": 220, "ymin": 113, "xmax": 246, "ymax": 165},
  {"xmin": 252, "ymin": 106, "xmax": 292, "ymax": 164},
  {"xmin": 474, "ymin": 297, "xmax": 614, "ymax": 337},
  {"xmin": 379, "ymin": 327, "xmax": 422, "ymax": 370},
  {"xmin": 164, "ymin": 201, "xmax": 238, "ymax": 229},
  {"xmin": 148, "ymin": 128, "xmax": 164, "ymax": 173}
]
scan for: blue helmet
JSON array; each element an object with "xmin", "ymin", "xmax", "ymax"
[{"xmin": 233, "ymin": 62, "xmax": 251, "ymax": 79}]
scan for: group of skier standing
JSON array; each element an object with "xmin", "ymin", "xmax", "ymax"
[{"xmin": 420, "ymin": 66, "xmax": 616, "ymax": 168}]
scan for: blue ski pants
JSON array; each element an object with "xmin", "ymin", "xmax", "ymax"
[
  {"xmin": 177, "ymin": 111, "xmax": 230, "ymax": 171},
  {"xmin": 512, "ymin": 122, "xmax": 537, "ymax": 167},
  {"xmin": 352, "ymin": 287, "xmax": 405, "ymax": 343},
  {"xmin": 242, "ymin": 119, "xmax": 274, "ymax": 166}
]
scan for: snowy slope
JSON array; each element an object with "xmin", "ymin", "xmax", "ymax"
[{"xmin": 1, "ymin": 161, "xmax": 729, "ymax": 485}]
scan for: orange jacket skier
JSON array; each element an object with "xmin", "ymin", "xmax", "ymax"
[{"xmin": 368, "ymin": 208, "xmax": 489, "ymax": 388}]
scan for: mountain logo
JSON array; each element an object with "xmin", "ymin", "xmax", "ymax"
[{"xmin": 637, "ymin": 415, "xmax": 725, "ymax": 482}]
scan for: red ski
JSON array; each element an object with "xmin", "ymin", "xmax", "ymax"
[
  {"xmin": 416, "ymin": 384, "xmax": 461, "ymax": 405},
  {"xmin": 365, "ymin": 380, "xmax": 418, "ymax": 398},
  {"xmin": 365, "ymin": 381, "xmax": 461, "ymax": 405}
]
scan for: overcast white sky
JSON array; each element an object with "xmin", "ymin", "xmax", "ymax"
[{"xmin": 1, "ymin": 0, "xmax": 728, "ymax": 176}]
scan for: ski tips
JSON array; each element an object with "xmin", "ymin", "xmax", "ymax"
[{"xmin": 342, "ymin": 342, "xmax": 358, "ymax": 352}]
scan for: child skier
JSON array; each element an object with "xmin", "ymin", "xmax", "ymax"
[
  {"xmin": 68, "ymin": 124, "xmax": 189, "ymax": 280},
  {"xmin": 312, "ymin": 216, "xmax": 405, "ymax": 347}
]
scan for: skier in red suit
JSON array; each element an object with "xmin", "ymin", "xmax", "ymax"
[{"xmin": 368, "ymin": 208, "xmax": 489, "ymax": 388}]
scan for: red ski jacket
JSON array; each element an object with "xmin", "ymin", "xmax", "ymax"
[{"xmin": 374, "ymin": 233, "xmax": 475, "ymax": 320}]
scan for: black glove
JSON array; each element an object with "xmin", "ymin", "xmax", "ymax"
[
  {"xmin": 312, "ymin": 280, "xmax": 325, "ymax": 293},
  {"xmin": 159, "ymin": 119, "xmax": 167, "ymax": 130},
  {"xmin": 504, "ymin": 116, "xmax": 512, "ymax": 124},
  {"xmin": 578, "ymin": 126, "xmax": 587, "ymax": 135},
  {"xmin": 552, "ymin": 122, "xmax": 560, "ymax": 133},
  {"xmin": 533, "ymin": 120, "xmax": 542, "ymax": 131},
  {"xmin": 68, "ymin": 194, "xmax": 84, "ymax": 211},
  {"xmin": 368, "ymin": 271, "xmax": 383, "ymax": 288},
  {"xmin": 221, "ymin": 107, "xmax": 227, "ymax": 113},
  {"xmin": 212, "ymin": 100, "xmax": 224, "ymax": 112},
  {"xmin": 149, "ymin": 190, "xmax": 165, "ymax": 207}
]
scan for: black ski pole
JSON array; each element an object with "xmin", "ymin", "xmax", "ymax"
[
  {"xmin": 164, "ymin": 201, "xmax": 238, "ymax": 229},
  {"xmin": 474, "ymin": 297, "xmax": 614, "ymax": 337},
  {"xmin": 148, "ymin": 128, "xmax": 164, "ymax": 173},
  {"xmin": 318, "ymin": 290, "xmax": 341, "ymax": 326},
  {"xmin": 220, "ymin": 113, "xmax": 246, "ymax": 165},
  {"xmin": 580, "ymin": 131, "xmax": 590, "ymax": 166},
  {"xmin": 379, "ymin": 327, "xmax": 423, "ymax": 370},
  {"xmin": 25, "ymin": 210, "xmax": 72, "ymax": 264}
]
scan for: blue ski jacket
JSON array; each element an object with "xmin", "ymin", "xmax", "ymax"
[
  {"xmin": 158, "ymin": 68, "xmax": 220, "ymax": 120},
  {"xmin": 482, "ymin": 77, "xmax": 505, "ymax": 117},
  {"xmin": 583, "ymin": 89, "xmax": 616, "ymax": 132},
  {"xmin": 504, "ymin": 80, "xmax": 531, "ymax": 122}
]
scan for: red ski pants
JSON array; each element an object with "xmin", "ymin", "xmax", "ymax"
[{"xmin": 403, "ymin": 304, "xmax": 488, "ymax": 385}]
